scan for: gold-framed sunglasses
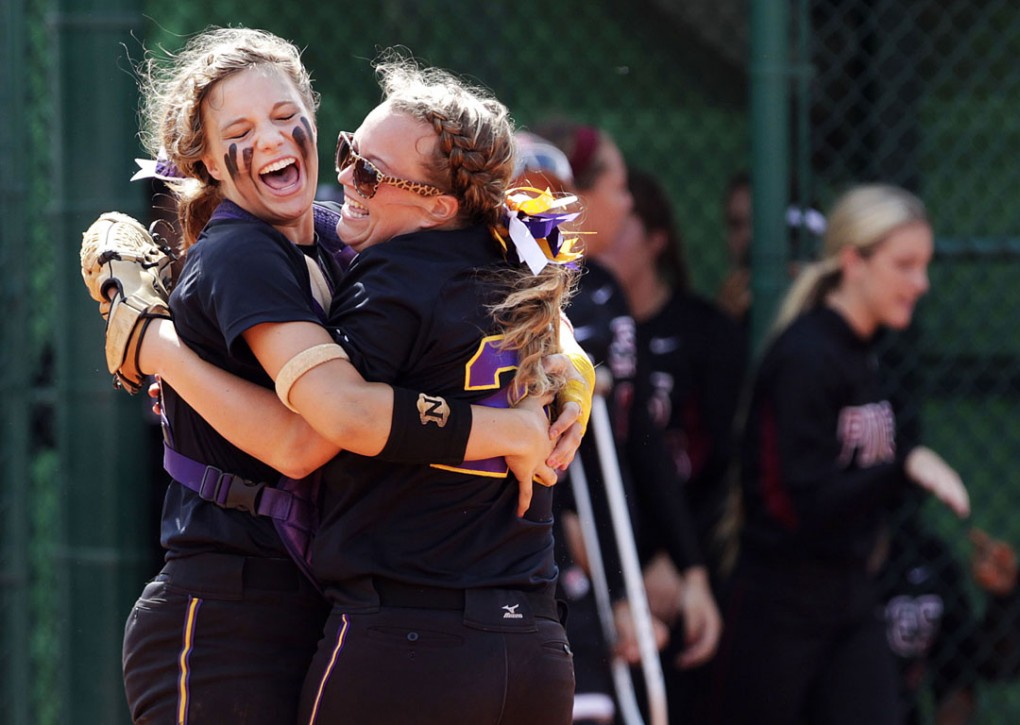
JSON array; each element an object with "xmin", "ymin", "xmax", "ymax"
[{"xmin": 334, "ymin": 131, "xmax": 445, "ymax": 199}]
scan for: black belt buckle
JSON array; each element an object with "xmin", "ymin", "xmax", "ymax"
[
  {"xmin": 224, "ymin": 476, "xmax": 265, "ymax": 515},
  {"xmin": 198, "ymin": 465, "xmax": 264, "ymax": 514}
]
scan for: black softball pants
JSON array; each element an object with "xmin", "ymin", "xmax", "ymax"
[
  {"xmin": 299, "ymin": 581, "xmax": 575, "ymax": 724},
  {"xmin": 703, "ymin": 558, "xmax": 900, "ymax": 725},
  {"xmin": 122, "ymin": 553, "xmax": 329, "ymax": 725}
]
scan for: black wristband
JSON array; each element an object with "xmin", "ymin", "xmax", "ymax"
[{"xmin": 378, "ymin": 388, "xmax": 473, "ymax": 465}]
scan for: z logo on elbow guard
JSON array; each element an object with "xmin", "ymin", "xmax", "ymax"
[{"xmin": 417, "ymin": 393, "xmax": 451, "ymax": 428}]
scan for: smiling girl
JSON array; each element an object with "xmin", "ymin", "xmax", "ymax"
[{"xmin": 706, "ymin": 183, "xmax": 970, "ymax": 725}]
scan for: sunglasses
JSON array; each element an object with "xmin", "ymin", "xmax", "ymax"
[{"xmin": 334, "ymin": 131, "xmax": 445, "ymax": 199}]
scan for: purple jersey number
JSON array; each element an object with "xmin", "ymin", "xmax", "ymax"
[{"xmin": 432, "ymin": 335, "xmax": 517, "ymax": 477}]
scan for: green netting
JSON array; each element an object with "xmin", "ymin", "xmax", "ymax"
[
  {"xmin": 141, "ymin": 0, "xmax": 749, "ymax": 295},
  {"xmin": 10, "ymin": 0, "xmax": 1020, "ymax": 722}
]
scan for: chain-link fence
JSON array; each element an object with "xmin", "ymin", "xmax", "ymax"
[
  {"xmin": 8, "ymin": 0, "xmax": 1020, "ymax": 722},
  {"xmin": 807, "ymin": 2, "xmax": 1020, "ymax": 720}
]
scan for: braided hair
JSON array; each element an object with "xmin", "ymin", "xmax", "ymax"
[
  {"xmin": 375, "ymin": 53, "xmax": 576, "ymax": 399},
  {"xmin": 375, "ymin": 54, "xmax": 515, "ymax": 227}
]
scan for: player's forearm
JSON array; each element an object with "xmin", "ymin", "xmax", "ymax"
[
  {"xmin": 253, "ymin": 319, "xmax": 583, "ymax": 466},
  {"xmin": 463, "ymin": 405, "xmax": 543, "ymax": 461},
  {"xmin": 559, "ymin": 316, "xmax": 596, "ymax": 390},
  {"xmin": 142, "ymin": 319, "xmax": 340, "ymax": 477},
  {"xmin": 287, "ymin": 359, "xmax": 395, "ymax": 457}
]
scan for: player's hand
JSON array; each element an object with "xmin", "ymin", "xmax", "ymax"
[
  {"xmin": 674, "ymin": 566, "xmax": 723, "ymax": 669},
  {"xmin": 507, "ymin": 393, "xmax": 558, "ymax": 517},
  {"xmin": 905, "ymin": 446, "xmax": 970, "ymax": 519},
  {"xmin": 543, "ymin": 353, "xmax": 590, "ymax": 470},
  {"xmin": 643, "ymin": 553, "xmax": 684, "ymax": 626},
  {"xmin": 546, "ymin": 399, "xmax": 583, "ymax": 472},
  {"xmin": 971, "ymin": 527, "xmax": 1018, "ymax": 596},
  {"xmin": 613, "ymin": 600, "xmax": 670, "ymax": 664},
  {"xmin": 148, "ymin": 378, "xmax": 162, "ymax": 416}
]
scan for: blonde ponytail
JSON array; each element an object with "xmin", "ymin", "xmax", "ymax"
[{"xmin": 768, "ymin": 183, "xmax": 927, "ymax": 338}]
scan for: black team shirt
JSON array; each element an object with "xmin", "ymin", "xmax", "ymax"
[
  {"xmin": 740, "ymin": 305, "xmax": 911, "ymax": 568},
  {"xmin": 636, "ymin": 290, "xmax": 746, "ymax": 572},
  {"xmin": 310, "ymin": 225, "xmax": 557, "ymax": 602}
]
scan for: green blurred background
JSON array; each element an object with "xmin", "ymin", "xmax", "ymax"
[{"xmin": 6, "ymin": 0, "xmax": 1020, "ymax": 722}]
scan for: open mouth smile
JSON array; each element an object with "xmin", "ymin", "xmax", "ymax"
[{"xmin": 258, "ymin": 156, "xmax": 301, "ymax": 191}]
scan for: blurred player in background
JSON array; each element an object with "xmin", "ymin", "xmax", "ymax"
[
  {"xmin": 596, "ymin": 167, "xmax": 746, "ymax": 722},
  {"xmin": 876, "ymin": 491, "xmax": 1020, "ymax": 724},
  {"xmin": 523, "ymin": 121, "xmax": 721, "ymax": 722},
  {"xmin": 706, "ymin": 183, "xmax": 970, "ymax": 725}
]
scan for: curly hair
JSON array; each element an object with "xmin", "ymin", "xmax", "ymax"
[
  {"xmin": 137, "ymin": 27, "xmax": 318, "ymax": 247},
  {"xmin": 489, "ymin": 263, "xmax": 579, "ymax": 401}
]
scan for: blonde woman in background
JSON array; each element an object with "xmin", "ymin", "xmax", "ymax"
[{"xmin": 705, "ymin": 183, "xmax": 968, "ymax": 725}]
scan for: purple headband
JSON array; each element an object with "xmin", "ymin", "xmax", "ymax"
[{"xmin": 567, "ymin": 126, "xmax": 600, "ymax": 183}]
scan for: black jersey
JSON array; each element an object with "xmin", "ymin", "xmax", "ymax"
[
  {"xmin": 880, "ymin": 518, "xmax": 978, "ymax": 724},
  {"xmin": 569, "ymin": 261, "xmax": 637, "ymax": 422},
  {"xmin": 636, "ymin": 290, "xmax": 745, "ymax": 562},
  {"xmin": 310, "ymin": 225, "xmax": 557, "ymax": 600},
  {"xmin": 160, "ymin": 201, "xmax": 336, "ymax": 560},
  {"xmin": 565, "ymin": 261, "xmax": 701, "ymax": 575},
  {"xmin": 740, "ymin": 305, "xmax": 910, "ymax": 567}
]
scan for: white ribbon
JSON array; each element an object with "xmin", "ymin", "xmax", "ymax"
[
  {"xmin": 507, "ymin": 214, "xmax": 551, "ymax": 275},
  {"xmin": 130, "ymin": 158, "xmax": 159, "ymax": 182},
  {"xmin": 786, "ymin": 206, "xmax": 827, "ymax": 236}
]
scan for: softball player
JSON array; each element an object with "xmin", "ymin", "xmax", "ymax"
[
  {"xmin": 120, "ymin": 29, "xmax": 335, "ymax": 724},
  {"xmin": 277, "ymin": 61, "xmax": 579, "ymax": 724},
  {"xmin": 879, "ymin": 495, "xmax": 1020, "ymax": 723},
  {"xmin": 705, "ymin": 184, "xmax": 969, "ymax": 725},
  {"xmin": 603, "ymin": 167, "xmax": 746, "ymax": 582},
  {"xmin": 521, "ymin": 123, "xmax": 720, "ymax": 721},
  {"xmin": 114, "ymin": 29, "xmax": 588, "ymax": 724},
  {"xmin": 597, "ymin": 168, "xmax": 747, "ymax": 722}
]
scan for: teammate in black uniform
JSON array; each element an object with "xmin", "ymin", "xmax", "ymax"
[
  {"xmin": 282, "ymin": 59, "xmax": 578, "ymax": 724},
  {"xmin": 601, "ymin": 168, "xmax": 746, "ymax": 584},
  {"xmin": 524, "ymin": 123, "xmax": 721, "ymax": 721},
  {"xmin": 705, "ymin": 184, "xmax": 970, "ymax": 725},
  {"xmin": 117, "ymin": 30, "xmax": 336, "ymax": 724},
  {"xmin": 116, "ymin": 30, "xmax": 590, "ymax": 725},
  {"xmin": 597, "ymin": 168, "xmax": 746, "ymax": 721},
  {"xmin": 878, "ymin": 501, "xmax": 1010, "ymax": 723}
]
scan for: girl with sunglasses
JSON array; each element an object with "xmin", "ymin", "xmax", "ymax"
[
  {"xmin": 286, "ymin": 59, "xmax": 581, "ymax": 724},
  {"xmin": 107, "ymin": 28, "xmax": 591, "ymax": 725}
]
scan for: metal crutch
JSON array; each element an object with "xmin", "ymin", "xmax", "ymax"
[{"xmin": 568, "ymin": 394, "xmax": 669, "ymax": 725}]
